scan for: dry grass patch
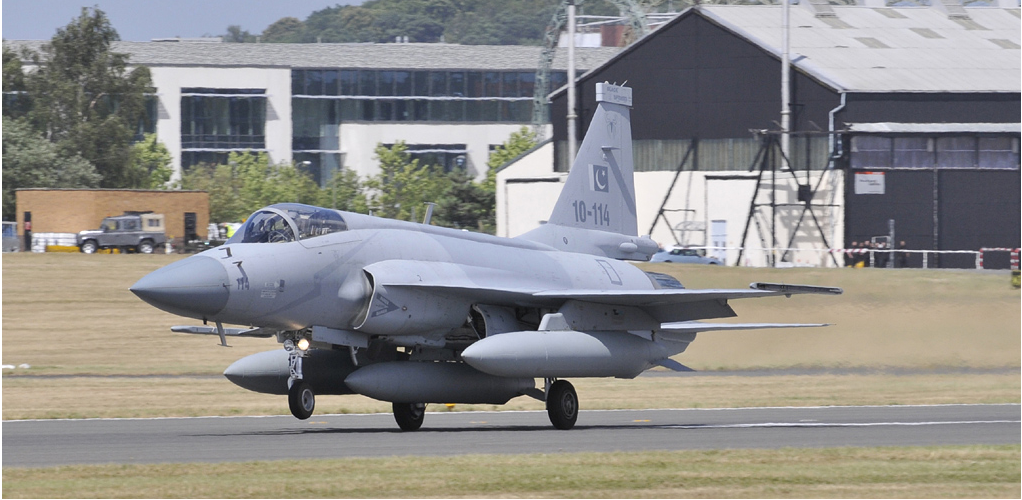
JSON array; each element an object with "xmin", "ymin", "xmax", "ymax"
[{"xmin": 3, "ymin": 445, "xmax": 1019, "ymax": 498}]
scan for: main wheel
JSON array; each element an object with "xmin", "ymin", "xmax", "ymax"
[
  {"xmin": 80, "ymin": 240, "xmax": 98, "ymax": 254},
  {"xmin": 393, "ymin": 402, "xmax": 426, "ymax": 431},
  {"xmin": 546, "ymin": 380, "xmax": 579, "ymax": 430},
  {"xmin": 288, "ymin": 381, "xmax": 315, "ymax": 420},
  {"xmin": 137, "ymin": 240, "xmax": 154, "ymax": 254}
]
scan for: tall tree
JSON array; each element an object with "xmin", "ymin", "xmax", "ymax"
[
  {"xmin": 2, "ymin": 117, "xmax": 100, "ymax": 219},
  {"xmin": 261, "ymin": 17, "xmax": 304, "ymax": 42},
  {"xmin": 128, "ymin": 133, "xmax": 174, "ymax": 189},
  {"xmin": 364, "ymin": 142, "xmax": 447, "ymax": 222},
  {"xmin": 2, "ymin": 46, "xmax": 30, "ymax": 117},
  {"xmin": 22, "ymin": 7, "xmax": 153, "ymax": 188},
  {"xmin": 180, "ymin": 153, "xmax": 325, "ymax": 223},
  {"xmin": 224, "ymin": 25, "xmax": 258, "ymax": 43},
  {"xmin": 485, "ymin": 126, "xmax": 538, "ymax": 192}
]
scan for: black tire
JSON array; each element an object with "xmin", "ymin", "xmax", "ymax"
[
  {"xmin": 546, "ymin": 380, "xmax": 579, "ymax": 430},
  {"xmin": 288, "ymin": 381, "xmax": 315, "ymax": 420},
  {"xmin": 137, "ymin": 239, "xmax": 155, "ymax": 254},
  {"xmin": 393, "ymin": 402, "xmax": 426, "ymax": 431},
  {"xmin": 80, "ymin": 240, "xmax": 98, "ymax": 254}
]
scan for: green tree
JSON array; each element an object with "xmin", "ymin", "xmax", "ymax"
[
  {"xmin": 251, "ymin": 0, "xmax": 570, "ymax": 46},
  {"xmin": 180, "ymin": 153, "xmax": 325, "ymax": 223},
  {"xmin": 224, "ymin": 25, "xmax": 258, "ymax": 43},
  {"xmin": 364, "ymin": 142, "xmax": 448, "ymax": 222},
  {"xmin": 2, "ymin": 46, "xmax": 30, "ymax": 117},
  {"xmin": 323, "ymin": 168, "xmax": 370, "ymax": 214},
  {"xmin": 128, "ymin": 133, "xmax": 174, "ymax": 189},
  {"xmin": 485, "ymin": 126, "xmax": 538, "ymax": 192},
  {"xmin": 434, "ymin": 169, "xmax": 496, "ymax": 233},
  {"xmin": 20, "ymin": 7, "xmax": 153, "ymax": 189},
  {"xmin": 261, "ymin": 17, "xmax": 304, "ymax": 42},
  {"xmin": 2, "ymin": 117, "xmax": 100, "ymax": 219}
]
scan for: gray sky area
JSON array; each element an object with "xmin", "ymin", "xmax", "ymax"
[{"xmin": 2, "ymin": 0, "xmax": 361, "ymax": 41}]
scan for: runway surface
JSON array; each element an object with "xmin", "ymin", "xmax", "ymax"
[{"xmin": 4, "ymin": 404, "xmax": 1019, "ymax": 468}]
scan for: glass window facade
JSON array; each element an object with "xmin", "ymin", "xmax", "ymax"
[
  {"xmin": 383, "ymin": 143, "xmax": 468, "ymax": 173},
  {"xmin": 290, "ymin": 69, "xmax": 562, "ymax": 124},
  {"xmin": 180, "ymin": 88, "xmax": 266, "ymax": 169},
  {"xmin": 852, "ymin": 135, "xmax": 1020, "ymax": 170}
]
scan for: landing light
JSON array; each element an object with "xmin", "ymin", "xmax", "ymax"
[{"xmin": 297, "ymin": 338, "xmax": 310, "ymax": 351}]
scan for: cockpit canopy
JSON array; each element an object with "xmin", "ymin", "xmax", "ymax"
[{"xmin": 227, "ymin": 204, "xmax": 347, "ymax": 244}]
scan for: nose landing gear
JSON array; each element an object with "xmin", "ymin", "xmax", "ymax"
[
  {"xmin": 288, "ymin": 380, "xmax": 315, "ymax": 420},
  {"xmin": 285, "ymin": 338, "xmax": 314, "ymax": 420}
]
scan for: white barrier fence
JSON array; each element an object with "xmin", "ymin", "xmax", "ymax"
[
  {"xmin": 30, "ymin": 233, "xmax": 77, "ymax": 252},
  {"xmin": 689, "ymin": 246, "xmax": 1020, "ymax": 270}
]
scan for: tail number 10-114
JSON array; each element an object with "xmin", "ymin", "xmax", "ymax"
[{"xmin": 572, "ymin": 200, "xmax": 611, "ymax": 227}]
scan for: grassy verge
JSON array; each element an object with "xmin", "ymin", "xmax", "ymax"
[{"xmin": 4, "ymin": 445, "xmax": 1019, "ymax": 498}]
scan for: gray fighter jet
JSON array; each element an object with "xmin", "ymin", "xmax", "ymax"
[{"xmin": 131, "ymin": 83, "xmax": 841, "ymax": 431}]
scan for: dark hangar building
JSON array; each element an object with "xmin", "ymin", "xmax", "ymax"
[{"xmin": 551, "ymin": 2, "xmax": 1020, "ymax": 268}]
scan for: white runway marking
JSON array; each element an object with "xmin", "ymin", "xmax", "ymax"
[{"xmin": 663, "ymin": 419, "xmax": 1021, "ymax": 429}]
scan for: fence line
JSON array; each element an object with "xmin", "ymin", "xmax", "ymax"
[{"xmin": 687, "ymin": 246, "xmax": 1009, "ymax": 269}]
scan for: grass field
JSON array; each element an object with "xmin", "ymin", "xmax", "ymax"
[
  {"xmin": 2, "ymin": 253, "xmax": 1019, "ymax": 420},
  {"xmin": 3, "ymin": 446, "xmax": 1019, "ymax": 498},
  {"xmin": 2, "ymin": 253, "xmax": 1019, "ymax": 498}
]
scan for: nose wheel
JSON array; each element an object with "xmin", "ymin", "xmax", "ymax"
[
  {"xmin": 546, "ymin": 380, "xmax": 578, "ymax": 430},
  {"xmin": 393, "ymin": 402, "xmax": 426, "ymax": 431},
  {"xmin": 288, "ymin": 380, "xmax": 315, "ymax": 420}
]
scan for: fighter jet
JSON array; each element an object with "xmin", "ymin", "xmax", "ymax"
[{"xmin": 131, "ymin": 83, "xmax": 841, "ymax": 431}]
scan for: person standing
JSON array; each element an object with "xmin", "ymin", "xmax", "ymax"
[{"xmin": 896, "ymin": 240, "xmax": 909, "ymax": 268}]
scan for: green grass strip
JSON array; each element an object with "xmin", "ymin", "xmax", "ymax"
[{"xmin": 4, "ymin": 445, "xmax": 1019, "ymax": 498}]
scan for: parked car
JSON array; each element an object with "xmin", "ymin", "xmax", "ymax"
[
  {"xmin": 77, "ymin": 213, "xmax": 167, "ymax": 254},
  {"xmin": 650, "ymin": 247, "xmax": 723, "ymax": 265}
]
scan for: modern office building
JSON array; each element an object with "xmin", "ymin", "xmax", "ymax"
[{"xmin": 6, "ymin": 40, "xmax": 619, "ymax": 184}]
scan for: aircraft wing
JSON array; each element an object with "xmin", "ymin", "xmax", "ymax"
[
  {"xmin": 532, "ymin": 282, "xmax": 842, "ymax": 306},
  {"xmin": 171, "ymin": 326, "xmax": 276, "ymax": 338}
]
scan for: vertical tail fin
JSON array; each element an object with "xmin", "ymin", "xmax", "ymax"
[
  {"xmin": 519, "ymin": 83, "xmax": 657, "ymax": 260},
  {"xmin": 547, "ymin": 83, "xmax": 637, "ymax": 236}
]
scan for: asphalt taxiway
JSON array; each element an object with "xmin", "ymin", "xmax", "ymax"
[{"xmin": 4, "ymin": 404, "xmax": 1018, "ymax": 467}]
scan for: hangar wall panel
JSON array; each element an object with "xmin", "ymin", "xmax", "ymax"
[{"xmin": 844, "ymin": 169, "xmax": 1021, "ymax": 268}]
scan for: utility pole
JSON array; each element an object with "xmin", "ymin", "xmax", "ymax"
[
  {"xmin": 567, "ymin": 0, "xmax": 578, "ymax": 162},
  {"xmin": 780, "ymin": 0, "xmax": 791, "ymax": 171}
]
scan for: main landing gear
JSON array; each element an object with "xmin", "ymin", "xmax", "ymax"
[
  {"xmin": 393, "ymin": 402, "xmax": 426, "ymax": 431},
  {"xmin": 545, "ymin": 379, "xmax": 578, "ymax": 430}
]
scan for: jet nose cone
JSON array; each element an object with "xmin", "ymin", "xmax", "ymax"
[{"xmin": 130, "ymin": 256, "xmax": 229, "ymax": 318}]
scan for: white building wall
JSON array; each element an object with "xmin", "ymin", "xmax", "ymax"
[
  {"xmin": 495, "ymin": 141, "xmax": 565, "ymax": 237},
  {"xmin": 148, "ymin": 66, "xmax": 292, "ymax": 181},
  {"xmin": 338, "ymin": 123, "xmax": 536, "ymax": 182},
  {"xmin": 498, "ymin": 145, "xmax": 846, "ymax": 267}
]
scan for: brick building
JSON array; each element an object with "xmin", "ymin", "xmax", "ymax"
[{"xmin": 15, "ymin": 189, "xmax": 210, "ymax": 244}]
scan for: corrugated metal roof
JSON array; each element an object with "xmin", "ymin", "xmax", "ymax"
[
  {"xmin": 697, "ymin": 5, "xmax": 1020, "ymax": 93},
  {"xmin": 4, "ymin": 40, "xmax": 620, "ymax": 72}
]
